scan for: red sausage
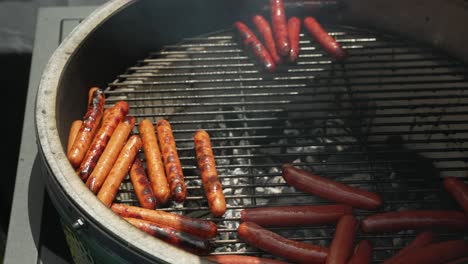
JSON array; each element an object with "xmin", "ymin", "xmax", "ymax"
[
  {"xmin": 384, "ymin": 231, "xmax": 434, "ymax": 264},
  {"xmin": 443, "ymin": 176, "xmax": 468, "ymax": 214},
  {"xmin": 237, "ymin": 222, "xmax": 328, "ymax": 264},
  {"xmin": 252, "ymin": 15, "xmax": 282, "ymax": 64},
  {"xmin": 240, "ymin": 204, "xmax": 353, "ymax": 227},
  {"xmin": 68, "ymin": 88, "xmax": 105, "ymax": 168},
  {"xmin": 157, "ymin": 119, "xmax": 186, "ymax": 203},
  {"xmin": 234, "ymin": 21, "xmax": 276, "ymax": 73},
  {"xmin": 77, "ymin": 101, "xmax": 129, "ymax": 181},
  {"xmin": 194, "ymin": 130, "xmax": 226, "ymax": 217},
  {"xmin": 129, "ymin": 157, "xmax": 157, "ymax": 209},
  {"xmin": 392, "ymin": 240, "xmax": 468, "ymax": 264},
  {"xmin": 303, "ymin": 16, "xmax": 346, "ymax": 60},
  {"xmin": 270, "ymin": 0, "xmax": 290, "ymax": 56},
  {"xmin": 206, "ymin": 255, "xmax": 289, "ymax": 264},
  {"xmin": 282, "ymin": 164, "xmax": 382, "ymax": 210},
  {"xmin": 111, "ymin": 203, "xmax": 217, "ymax": 238},
  {"xmin": 326, "ymin": 215, "xmax": 358, "ymax": 264},
  {"xmin": 287, "ymin": 16, "xmax": 301, "ymax": 62},
  {"xmin": 67, "ymin": 120, "xmax": 82, "ymax": 155},
  {"xmin": 348, "ymin": 240, "xmax": 372, "ymax": 264},
  {"xmin": 124, "ymin": 217, "xmax": 211, "ymax": 255},
  {"xmin": 361, "ymin": 210, "xmax": 468, "ymax": 233}
]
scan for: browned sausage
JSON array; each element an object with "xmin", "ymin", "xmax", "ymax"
[
  {"xmin": 252, "ymin": 15, "xmax": 282, "ymax": 64},
  {"xmin": 240, "ymin": 204, "xmax": 353, "ymax": 227},
  {"xmin": 206, "ymin": 255, "xmax": 289, "ymax": 264},
  {"xmin": 391, "ymin": 240, "xmax": 468, "ymax": 264},
  {"xmin": 287, "ymin": 16, "xmax": 301, "ymax": 62},
  {"xmin": 194, "ymin": 129, "xmax": 226, "ymax": 217},
  {"xmin": 282, "ymin": 164, "xmax": 382, "ymax": 210},
  {"xmin": 124, "ymin": 217, "xmax": 211, "ymax": 255},
  {"xmin": 139, "ymin": 119, "xmax": 170, "ymax": 205},
  {"xmin": 238, "ymin": 222, "xmax": 328, "ymax": 264},
  {"xmin": 270, "ymin": 0, "xmax": 290, "ymax": 56},
  {"xmin": 443, "ymin": 176, "xmax": 468, "ymax": 214},
  {"xmin": 361, "ymin": 210, "xmax": 468, "ymax": 233},
  {"xmin": 67, "ymin": 120, "xmax": 82, "ymax": 154},
  {"xmin": 129, "ymin": 157, "xmax": 157, "ymax": 209},
  {"xmin": 348, "ymin": 240, "xmax": 372, "ymax": 264},
  {"xmin": 384, "ymin": 231, "xmax": 433, "ymax": 264},
  {"xmin": 97, "ymin": 135, "xmax": 142, "ymax": 207},
  {"xmin": 156, "ymin": 119, "xmax": 186, "ymax": 203},
  {"xmin": 77, "ymin": 101, "xmax": 129, "ymax": 181},
  {"xmin": 111, "ymin": 203, "xmax": 217, "ymax": 238},
  {"xmin": 86, "ymin": 116, "xmax": 135, "ymax": 193},
  {"xmin": 234, "ymin": 21, "xmax": 276, "ymax": 73},
  {"xmin": 68, "ymin": 88, "xmax": 105, "ymax": 168},
  {"xmin": 303, "ymin": 16, "xmax": 346, "ymax": 60},
  {"xmin": 326, "ymin": 215, "xmax": 358, "ymax": 264}
]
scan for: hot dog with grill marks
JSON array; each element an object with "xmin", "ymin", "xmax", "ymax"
[
  {"xmin": 326, "ymin": 215, "xmax": 358, "ymax": 264},
  {"xmin": 238, "ymin": 222, "xmax": 328, "ymax": 264},
  {"xmin": 111, "ymin": 203, "xmax": 217, "ymax": 238},
  {"xmin": 282, "ymin": 164, "xmax": 382, "ymax": 210},
  {"xmin": 77, "ymin": 101, "xmax": 129, "ymax": 181},
  {"xmin": 67, "ymin": 120, "xmax": 82, "ymax": 154},
  {"xmin": 443, "ymin": 176, "xmax": 468, "ymax": 214},
  {"xmin": 124, "ymin": 217, "xmax": 211, "ymax": 255},
  {"xmin": 361, "ymin": 210, "xmax": 468, "ymax": 233},
  {"xmin": 234, "ymin": 21, "xmax": 276, "ymax": 73},
  {"xmin": 391, "ymin": 240, "xmax": 468, "ymax": 264},
  {"xmin": 139, "ymin": 119, "xmax": 170, "ymax": 205},
  {"xmin": 194, "ymin": 129, "xmax": 226, "ymax": 217},
  {"xmin": 86, "ymin": 116, "xmax": 135, "ymax": 193},
  {"xmin": 68, "ymin": 88, "xmax": 105, "ymax": 168},
  {"xmin": 156, "ymin": 119, "xmax": 186, "ymax": 203},
  {"xmin": 206, "ymin": 255, "xmax": 289, "ymax": 264},
  {"xmin": 252, "ymin": 15, "xmax": 282, "ymax": 64},
  {"xmin": 97, "ymin": 135, "xmax": 142, "ymax": 207},
  {"xmin": 240, "ymin": 204, "xmax": 353, "ymax": 227},
  {"xmin": 348, "ymin": 240, "xmax": 372, "ymax": 264},
  {"xmin": 129, "ymin": 157, "xmax": 157, "ymax": 209},
  {"xmin": 384, "ymin": 231, "xmax": 434, "ymax": 264},
  {"xmin": 270, "ymin": 0, "xmax": 290, "ymax": 56},
  {"xmin": 287, "ymin": 16, "xmax": 301, "ymax": 62},
  {"xmin": 304, "ymin": 16, "xmax": 346, "ymax": 60}
]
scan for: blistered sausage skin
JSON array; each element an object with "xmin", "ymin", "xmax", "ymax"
[
  {"xmin": 129, "ymin": 158, "xmax": 157, "ymax": 209},
  {"xmin": 139, "ymin": 119, "xmax": 170, "ymax": 205},
  {"xmin": 156, "ymin": 119, "xmax": 186, "ymax": 203},
  {"xmin": 206, "ymin": 255, "xmax": 289, "ymax": 264},
  {"xmin": 384, "ymin": 231, "xmax": 433, "ymax": 264},
  {"xmin": 443, "ymin": 176, "xmax": 468, "ymax": 214},
  {"xmin": 68, "ymin": 88, "xmax": 105, "ymax": 168},
  {"xmin": 67, "ymin": 120, "xmax": 82, "ymax": 154},
  {"xmin": 77, "ymin": 101, "xmax": 129, "ymax": 181},
  {"xmin": 252, "ymin": 15, "xmax": 282, "ymax": 64},
  {"xmin": 304, "ymin": 16, "xmax": 346, "ymax": 60},
  {"xmin": 326, "ymin": 215, "xmax": 358, "ymax": 264},
  {"xmin": 287, "ymin": 16, "xmax": 301, "ymax": 62},
  {"xmin": 348, "ymin": 240, "xmax": 372, "ymax": 264},
  {"xmin": 270, "ymin": 0, "xmax": 290, "ymax": 56},
  {"xmin": 86, "ymin": 116, "xmax": 135, "ymax": 193}
]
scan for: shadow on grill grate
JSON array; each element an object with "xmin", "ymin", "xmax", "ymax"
[{"xmin": 106, "ymin": 25, "xmax": 468, "ymax": 262}]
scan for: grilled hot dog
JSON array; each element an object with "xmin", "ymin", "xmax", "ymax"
[
  {"xmin": 384, "ymin": 231, "xmax": 433, "ymax": 264},
  {"xmin": 326, "ymin": 215, "xmax": 358, "ymax": 264},
  {"xmin": 253, "ymin": 15, "xmax": 282, "ymax": 64},
  {"xmin": 443, "ymin": 176, "xmax": 468, "ymax": 214},
  {"xmin": 304, "ymin": 16, "xmax": 346, "ymax": 60},
  {"xmin": 348, "ymin": 240, "xmax": 372, "ymax": 264},
  {"xmin": 67, "ymin": 120, "xmax": 82, "ymax": 154},
  {"xmin": 287, "ymin": 16, "xmax": 301, "ymax": 62},
  {"xmin": 391, "ymin": 240, "xmax": 468, "ymax": 264},
  {"xmin": 270, "ymin": 0, "xmax": 290, "ymax": 56},
  {"xmin": 130, "ymin": 157, "xmax": 157, "ymax": 209},
  {"xmin": 206, "ymin": 255, "xmax": 289, "ymax": 264}
]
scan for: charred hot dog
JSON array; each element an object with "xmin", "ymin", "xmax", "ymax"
[{"xmin": 129, "ymin": 157, "xmax": 157, "ymax": 209}]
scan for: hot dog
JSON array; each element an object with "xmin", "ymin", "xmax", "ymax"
[
  {"xmin": 68, "ymin": 88, "xmax": 105, "ymax": 168},
  {"xmin": 391, "ymin": 240, "xmax": 468, "ymax": 264},
  {"xmin": 234, "ymin": 21, "xmax": 276, "ymax": 73},
  {"xmin": 384, "ymin": 231, "xmax": 433, "ymax": 264},
  {"xmin": 139, "ymin": 119, "xmax": 170, "ymax": 205},
  {"xmin": 156, "ymin": 119, "xmax": 186, "ymax": 203},
  {"xmin": 124, "ymin": 217, "xmax": 211, "ymax": 255},
  {"xmin": 348, "ymin": 240, "xmax": 372, "ymax": 264},
  {"xmin": 97, "ymin": 135, "xmax": 142, "ymax": 207},
  {"xmin": 129, "ymin": 157, "xmax": 157, "ymax": 209},
  {"xmin": 445, "ymin": 257, "xmax": 468, "ymax": 264},
  {"xmin": 86, "ymin": 116, "xmax": 135, "ymax": 193},
  {"xmin": 303, "ymin": 16, "xmax": 346, "ymax": 60},
  {"xmin": 282, "ymin": 164, "xmax": 382, "ymax": 210},
  {"xmin": 67, "ymin": 120, "xmax": 82, "ymax": 154},
  {"xmin": 240, "ymin": 204, "xmax": 353, "ymax": 227},
  {"xmin": 287, "ymin": 16, "xmax": 301, "ymax": 62},
  {"xmin": 194, "ymin": 129, "xmax": 226, "ymax": 217},
  {"xmin": 205, "ymin": 255, "xmax": 289, "ymax": 264},
  {"xmin": 326, "ymin": 215, "xmax": 358, "ymax": 264},
  {"xmin": 111, "ymin": 203, "xmax": 217, "ymax": 238},
  {"xmin": 270, "ymin": 0, "xmax": 290, "ymax": 56},
  {"xmin": 361, "ymin": 210, "xmax": 468, "ymax": 233},
  {"xmin": 77, "ymin": 101, "xmax": 129, "ymax": 181},
  {"xmin": 443, "ymin": 177, "xmax": 468, "ymax": 214},
  {"xmin": 252, "ymin": 15, "xmax": 282, "ymax": 64},
  {"xmin": 237, "ymin": 222, "xmax": 328, "ymax": 264}
]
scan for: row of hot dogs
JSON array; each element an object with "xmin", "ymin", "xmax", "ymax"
[{"xmin": 234, "ymin": 0, "xmax": 346, "ymax": 72}]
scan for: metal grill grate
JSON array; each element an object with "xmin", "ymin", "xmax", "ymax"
[{"xmin": 106, "ymin": 25, "xmax": 468, "ymax": 263}]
